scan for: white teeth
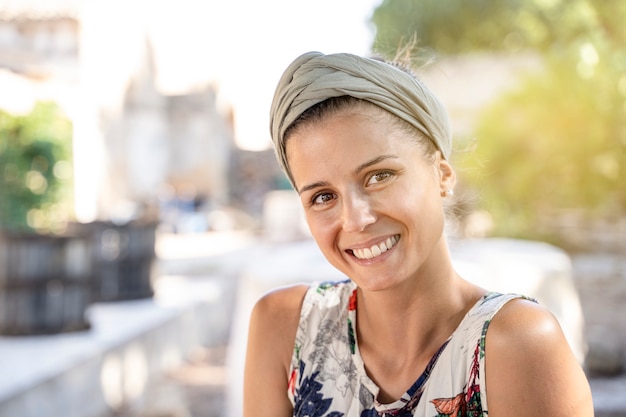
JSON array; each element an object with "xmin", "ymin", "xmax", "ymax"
[{"xmin": 352, "ymin": 235, "xmax": 399, "ymax": 260}]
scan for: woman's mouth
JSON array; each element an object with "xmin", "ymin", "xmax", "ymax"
[{"xmin": 350, "ymin": 235, "xmax": 399, "ymax": 260}]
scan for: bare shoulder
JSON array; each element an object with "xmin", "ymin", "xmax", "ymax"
[
  {"xmin": 488, "ymin": 297, "xmax": 563, "ymax": 344},
  {"xmin": 249, "ymin": 284, "xmax": 309, "ymax": 346},
  {"xmin": 248, "ymin": 284, "xmax": 309, "ymax": 364},
  {"xmin": 243, "ymin": 284, "xmax": 309, "ymax": 417},
  {"xmin": 485, "ymin": 298, "xmax": 594, "ymax": 417}
]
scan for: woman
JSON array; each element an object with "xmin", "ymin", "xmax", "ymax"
[{"xmin": 244, "ymin": 51, "xmax": 593, "ymax": 417}]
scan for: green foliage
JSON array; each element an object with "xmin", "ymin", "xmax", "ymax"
[
  {"xmin": 372, "ymin": 0, "xmax": 528, "ymax": 57},
  {"xmin": 372, "ymin": 0, "xmax": 626, "ymax": 58},
  {"xmin": 0, "ymin": 102, "xmax": 74, "ymax": 233},
  {"xmin": 457, "ymin": 59, "xmax": 626, "ymax": 238}
]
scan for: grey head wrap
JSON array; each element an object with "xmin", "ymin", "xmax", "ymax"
[{"xmin": 270, "ymin": 51, "xmax": 451, "ymax": 187}]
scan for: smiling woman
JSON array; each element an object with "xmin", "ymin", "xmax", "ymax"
[
  {"xmin": 243, "ymin": 51, "xmax": 594, "ymax": 417},
  {"xmin": 285, "ymin": 100, "xmax": 453, "ymax": 296}
]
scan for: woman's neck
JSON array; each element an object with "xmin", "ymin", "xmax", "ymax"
[
  {"xmin": 352, "ymin": 245, "xmax": 486, "ymax": 402},
  {"xmin": 355, "ymin": 267, "xmax": 471, "ymax": 354}
]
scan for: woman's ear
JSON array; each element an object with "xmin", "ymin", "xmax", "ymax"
[{"xmin": 438, "ymin": 156, "xmax": 456, "ymax": 196}]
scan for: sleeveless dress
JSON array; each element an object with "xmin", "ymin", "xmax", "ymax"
[{"xmin": 287, "ymin": 280, "xmax": 530, "ymax": 417}]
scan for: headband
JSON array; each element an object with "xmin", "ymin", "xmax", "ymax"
[{"xmin": 270, "ymin": 51, "xmax": 451, "ymax": 185}]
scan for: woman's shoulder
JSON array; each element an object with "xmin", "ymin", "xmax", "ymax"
[
  {"xmin": 250, "ymin": 284, "xmax": 310, "ymax": 329},
  {"xmin": 487, "ymin": 296, "xmax": 561, "ymax": 346},
  {"xmin": 484, "ymin": 295, "xmax": 568, "ymax": 366},
  {"xmin": 250, "ymin": 280, "xmax": 353, "ymax": 330},
  {"xmin": 484, "ymin": 297, "xmax": 594, "ymax": 416},
  {"xmin": 246, "ymin": 284, "xmax": 310, "ymax": 383}
]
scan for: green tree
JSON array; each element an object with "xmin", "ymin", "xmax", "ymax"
[
  {"xmin": 373, "ymin": 0, "xmax": 529, "ymax": 56},
  {"xmin": 372, "ymin": 0, "xmax": 626, "ymax": 58},
  {"xmin": 0, "ymin": 102, "xmax": 74, "ymax": 233}
]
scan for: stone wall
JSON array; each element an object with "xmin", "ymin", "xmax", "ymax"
[{"xmin": 572, "ymin": 253, "xmax": 626, "ymax": 376}]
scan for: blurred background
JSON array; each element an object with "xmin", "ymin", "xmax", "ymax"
[{"xmin": 0, "ymin": 0, "xmax": 625, "ymax": 416}]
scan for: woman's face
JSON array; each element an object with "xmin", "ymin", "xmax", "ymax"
[{"xmin": 286, "ymin": 104, "xmax": 455, "ymax": 292}]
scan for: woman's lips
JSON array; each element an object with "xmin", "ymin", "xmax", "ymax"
[{"xmin": 350, "ymin": 235, "xmax": 399, "ymax": 260}]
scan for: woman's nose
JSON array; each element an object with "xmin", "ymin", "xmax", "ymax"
[{"xmin": 341, "ymin": 192, "xmax": 376, "ymax": 233}]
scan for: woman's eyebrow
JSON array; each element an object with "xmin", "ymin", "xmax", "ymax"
[
  {"xmin": 298, "ymin": 180, "xmax": 329, "ymax": 195},
  {"xmin": 298, "ymin": 154, "xmax": 399, "ymax": 194},
  {"xmin": 354, "ymin": 154, "xmax": 398, "ymax": 175}
]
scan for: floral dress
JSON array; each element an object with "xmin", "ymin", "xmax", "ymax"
[{"xmin": 287, "ymin": 280, "xmax": 529, "ymax": 417}]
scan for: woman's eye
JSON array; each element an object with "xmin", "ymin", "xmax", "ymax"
[
  {"xmin": 367, "ymin": 171, "xmax": 392, "ymax": 185},
  {"xmin": 312, "ymin": 192, "xmax": 335, "ymax": 206}
]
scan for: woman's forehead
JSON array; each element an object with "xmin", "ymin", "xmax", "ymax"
[{"xmin": 285, "ymin": 110, "xmax": 419, "ymax": 180}]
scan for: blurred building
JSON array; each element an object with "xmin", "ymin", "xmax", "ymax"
[
  {"xmin": 0, "ymin": 0, "xmax": 238, "ymax": 227},
  {"xmin": 0, "ymin": 0, "xmax": 79, "ymax": 75}
]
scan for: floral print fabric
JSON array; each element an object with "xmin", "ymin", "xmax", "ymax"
[{"xmin": 287, "ymin": 280, "xmax": 526, "ymax": 417}]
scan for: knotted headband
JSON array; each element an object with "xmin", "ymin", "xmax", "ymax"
[{"xmin": 269, "ymin": 51, "xmax": 452, "ymax": 186}]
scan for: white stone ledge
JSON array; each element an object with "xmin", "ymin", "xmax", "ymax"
[{"xmin": 0, "ymin": 274, "xmax": 228, "ymax": 417}]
